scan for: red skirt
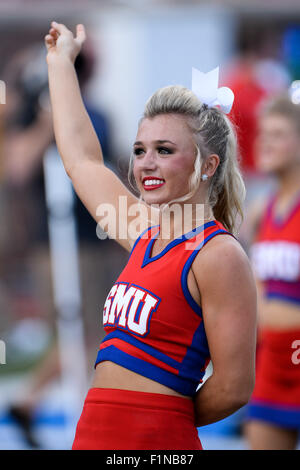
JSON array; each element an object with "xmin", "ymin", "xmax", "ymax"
[
  {"xmin": 72, "ymin": 388, "xmax": 202, "ymax": 450},
  {"xmin": 247, "ymin": 328, "xmax": 300, "ymax": 429}
]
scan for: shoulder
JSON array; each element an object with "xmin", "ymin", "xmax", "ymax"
[
  {"xmin": 192, "ymin": 233, "xmax": 255, "ymax": 292},
  {"xmin": 199, "ymin": 232, "xmax": 249, "ymax": 266},
  {"xmin": 191, "ymin": 233, "xmax": 257, "ymax": 325}
]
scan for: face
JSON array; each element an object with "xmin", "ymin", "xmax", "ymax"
[
  {"xmin": 132, "ymin": 114, "xmax": 198, "ymax": 205},
  {"xmin": 256, "ymin": 113, "xmax": 300, "ymax": 175}
]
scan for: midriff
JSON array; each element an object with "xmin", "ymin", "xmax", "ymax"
[
  {"xmin": 92, "ymin": 361, "xmax": 192, "ymax": 399},
  {"xmin": 259, "ymin": 298, "xmax": 300, "ymax": 329}
]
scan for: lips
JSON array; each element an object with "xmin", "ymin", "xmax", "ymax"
[{"xmin": 142, "ymin": 176, "xmax": 165, "ymax": 191}]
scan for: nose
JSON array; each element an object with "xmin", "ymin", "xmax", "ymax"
[{"xmin": 138, "ymin": 150, "xmax": 158, "ymax": 170}]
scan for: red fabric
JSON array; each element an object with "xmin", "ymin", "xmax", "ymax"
[
  {"xmin": 96, "ymin": 221, "xmax": 229, "ymax": 397},
  {"xmin": 72, "ymin": 388, "xmax": 202, "ymax": 450},
  {"xmin": 224, "ymin": 62, "xmax": 267, "ymax": 173},
  {"xmin": 252, "ymin": 328, "xmax": 300, "ymax": 406}
]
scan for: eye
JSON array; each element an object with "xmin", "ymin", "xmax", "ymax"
[
  {"xmin": 157, "ymin": 146, "xmax": 172, "ymax": 155},
  {"xmin": 133, "ymin": 147, "xmax": 145, "ymax": 157}
]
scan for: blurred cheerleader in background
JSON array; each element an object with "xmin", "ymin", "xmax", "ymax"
[{"xmin": 244, "ymin": 86, "xmax": 300, "ymax": 450}]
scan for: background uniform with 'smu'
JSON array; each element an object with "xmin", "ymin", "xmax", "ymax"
[{"xmin": 247, "ymin": 193, "xmax": 300, "ymax": 430}]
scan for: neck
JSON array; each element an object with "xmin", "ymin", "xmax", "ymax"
[
  {"xmin": 157, "ymin": 201, "xmax": 214, "ymax": 240},
  {"xmin": 277, "ymin": 162, "xmax": 300, "ymax": 200}
]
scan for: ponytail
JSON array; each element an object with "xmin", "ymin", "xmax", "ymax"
[{"xmin": 209, "ymin": 115, "xmax": 245, "ymax": 235}]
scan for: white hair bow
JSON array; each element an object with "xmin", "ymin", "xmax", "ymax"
[{"xmin": 192, "ymin": 66, "xmax": 234, "ymax": 114}]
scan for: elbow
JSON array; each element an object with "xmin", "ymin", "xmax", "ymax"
[
  {"xmin": 64, "ymin": 161, "xmax": 82, "ymax": 180},
  {"xmin": 226, "ymin": 378, "xmax": 255, "ymax": 410},
  {"xmin": 229, "ymin": 391, "xmax": 252, "ymax": 411},
  {"xmin": 217, "ymin": 371, "xmax": 255, "ymax": 413}
]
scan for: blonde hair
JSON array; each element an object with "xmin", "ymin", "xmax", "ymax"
[
  {"xmin": 128, "ymin": 85, "xmax": 246, "ymax": 235},
  {"xmin": 258, "ymin": 91, "xmax": 300, "ymax": 134}
]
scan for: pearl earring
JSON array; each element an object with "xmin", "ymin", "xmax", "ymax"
[{"xmin": 201, "ymin": 174, "xmax": 208, "ymax": 182}]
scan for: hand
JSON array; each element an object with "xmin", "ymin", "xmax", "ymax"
[{"xmin": 45, "ymin": 21, "xmax": 86, "ymax": 65}]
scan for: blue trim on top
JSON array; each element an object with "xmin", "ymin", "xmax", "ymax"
[
  {"xmin": 179, "ymin": 228, "xmax": 230, "ymax": 381},
  {"xmin": 95, "ymin": 345, "xmax": 198, "ymax": 396},
  {"xmin": 142, "ymin": 221, "xmax": 217, "ymax": 268},
  {"xmin": 181, "ymin": 229, "xmax": 229, "ymax": 317},
  {"xmin": 100, "ymin": 329, "xmax": 181, "ymax": 369},
  {"xmin": 128, "ymin": 225, "xmax": 159, "ymax": 261},
  {"xmin": 179, "ymin": 319, "xmax": 210, "ymax": 382}
]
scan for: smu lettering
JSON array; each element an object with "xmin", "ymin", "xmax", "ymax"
[
  {"xmin": 103, "ymin": 282, "xmax": 160, "ymax": 335},
  {"xmin": 251, "ymin": 241, "xmax": 300, "ymax": 281}
]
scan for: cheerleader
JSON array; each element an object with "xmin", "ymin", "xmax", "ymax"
[
  {"xmin": 245, "ymin": 91, "xmax": 300, "ymax": 450},
  {"xmin": 45, "ymin": 22, "xmax": 256, "ymax": 450}
]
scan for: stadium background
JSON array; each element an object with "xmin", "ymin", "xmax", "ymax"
[{"xmin": 0, "ymin": 0, "xmax": 299, "ymax": 450}]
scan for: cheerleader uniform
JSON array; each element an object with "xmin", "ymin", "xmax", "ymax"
[
  {"xmin": 72, "ymin": 220, "xmax": 231, "ymax": 450},
  {"xmin": 247, "ymin": 193, "xmax": 300, "ymax": 429}
]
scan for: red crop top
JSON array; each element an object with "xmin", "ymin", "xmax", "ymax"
[{"xmin": 95, "ymin": 220, "xmax": 231, "ymax": 396}]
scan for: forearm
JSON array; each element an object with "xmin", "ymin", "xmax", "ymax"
[
  {"xmin": 194, "ymin": 373, "xmax": 251, "ymax": 427},
  {"xmin": 4, "ymin": 119, "xmax": 53, "ymax": 186},
  {"xmin": 47, "ymin": 56, "xmax": 104, "ymax": 174}
]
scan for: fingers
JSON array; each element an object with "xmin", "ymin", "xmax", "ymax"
[
  {"xmin": 45, "ymin": 21, "xmax": 86, "ymax": 57},
  {"xmin": 51, "ymin": 21, "xmax": 72, "ymax": 36},
  {"xmin": 45, "ymin": 26, "xmax": 58, "ymax": 49},
  {"xmin": 75, "ymin": 24, "xmax": 86, "ymax": 45},
  {"xmin": 45, "ymin": 34, "xmax": 55, "ymax": 50}
]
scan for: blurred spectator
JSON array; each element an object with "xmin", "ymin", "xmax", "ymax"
[
  {"xmin": 0, "ymin": 34, "xmax": 128, "ymax": 448},
  {"xmin": 222, "ymin": 24, "xmax": 292, "ymax": 253}
]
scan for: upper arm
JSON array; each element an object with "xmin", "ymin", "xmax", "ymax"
[
  {"xmin": 69, "ymin": 161, "xmax": 159, "ymax": 251},
  {"xmin": 193, "ymin": 236, "xmax": 257, "ymax": 395}
]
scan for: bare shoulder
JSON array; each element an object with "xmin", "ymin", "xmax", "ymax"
[
  {"xmin": 199, "ymin": 233, "xmax": 250, "ymax": 265},
  {"xmin": 191, "ymin": 233, "xmax": 257, "ymax": 327},
  {"xmin": 192, "ymin": 233, "xmax": 254, "ymax": 287}
]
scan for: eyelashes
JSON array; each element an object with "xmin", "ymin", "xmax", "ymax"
[
  {"xmin": 133, "ymin": 147, "xmax": 173, "ymax": 157},
  {"xmin": 133, "ymin": 148, "xmax": 144, "ymax": 156}
]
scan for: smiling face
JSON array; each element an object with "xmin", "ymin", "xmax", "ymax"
[
  {"xmin": 256, "ymin": 113, "xmax": 300, "ymax": 175},
  {"xmin": 132, "ymin": 114, "xmax": 199, "ymax": 205}
]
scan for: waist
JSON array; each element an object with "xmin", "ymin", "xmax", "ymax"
[
  {"xmin": 93, "ymin": 361, "xmax": 192, "ymax": 400},
  {"xmin": 259, "ymin": 298, "xmax": 300, "ymax": 328}
]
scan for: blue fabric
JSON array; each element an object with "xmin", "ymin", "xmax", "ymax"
[{"xmin": 246, "ymin": 400, "xmax": 300, "ymax": 429}]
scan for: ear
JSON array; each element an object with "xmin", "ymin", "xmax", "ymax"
[{"xmin": 203, "ymin": 153, "xmax": 220, "ymax": 178}]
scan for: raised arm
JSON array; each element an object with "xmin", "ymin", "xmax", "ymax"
[
  {"xmin": 45, "ymin": 22, "xmax": 156, "ymax": 250},
  {"xmin": 192, "ymin": 235, "xmax": 257, "ymax": 427}
]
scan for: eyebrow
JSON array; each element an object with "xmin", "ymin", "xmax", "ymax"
[{"xmin": 133, "ymin": 140, "xmax": 176, "ymax": 146}]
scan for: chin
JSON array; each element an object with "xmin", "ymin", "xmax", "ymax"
[{"xmin": 142, "ymin": 195, "xmax": 167, "ymax": 206}]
